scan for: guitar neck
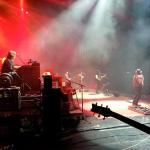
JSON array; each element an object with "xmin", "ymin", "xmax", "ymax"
[{"xmin": 111, "ymin": 110, "xmax": 150, "ymax": 134}]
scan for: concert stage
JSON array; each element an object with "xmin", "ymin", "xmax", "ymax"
[
  {"xmin": 73, "ymin": 90, "xmax": 150, "ymax": 117},
  {"xmin": 61, "ymin": 90, "xmax": 150, "ymax": 150},
  {"xmin": 0, "ymin": 87, "xmax": 150, "ymax": 150}
]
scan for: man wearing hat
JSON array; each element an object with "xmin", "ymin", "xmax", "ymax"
[{"xmin": 132, "ymin": 68, "xmax": 144, "ymax": 106}]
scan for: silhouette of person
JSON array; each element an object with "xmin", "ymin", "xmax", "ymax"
[
  {"xmin": 1, "ymin": 50, "xmax": 22, "ymax": 87},
  {"xmin": 132, "ymin": 68, "xmax": 144, "ymax": 106}
]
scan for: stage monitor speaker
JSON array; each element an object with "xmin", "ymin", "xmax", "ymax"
[
  {"xmin": 0, "ymin": 87, "xmax": 21, "ymax": 111},
  {"xmin": 17, "ymin": 63, "xmax": 41, "ymax": 93}
]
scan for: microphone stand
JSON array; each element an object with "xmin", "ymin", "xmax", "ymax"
[{"xmin": 66, "ymin": 79, "xmax": 86, "ymax": 120}]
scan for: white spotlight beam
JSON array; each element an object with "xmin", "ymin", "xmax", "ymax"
[{"xmin": 20, "ymin": 0, "xmax": 98, "ymax": 53}]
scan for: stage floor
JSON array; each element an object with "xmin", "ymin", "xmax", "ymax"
[
  {"xmin": 62, "ymin": 90, "xmax": 150, "ymax": 150},
  {"xmin": 73, "ymin": 90, "xmax": 150, "ymax": 117}
]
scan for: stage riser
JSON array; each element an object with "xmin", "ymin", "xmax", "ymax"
[{"xmin": 0, "ymin": 87, "xmax": 21, "ymax": 111}]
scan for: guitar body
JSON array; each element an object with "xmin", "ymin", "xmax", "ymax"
[{"xmin": 95, "ymin": 74, "xmax": 107, "ymax": 83}]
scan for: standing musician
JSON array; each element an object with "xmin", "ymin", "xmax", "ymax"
[
  {"xmin": 63, "ymin": 71, "xmax": 77, "ymax": 110},
  {"xmin": 132, "ymin": 68, "xmax": 144, "ymax": 106},
  {"xmin": 64, "ymin": 71, "xmax": 72, "ymax": 87},
  {"xmin": 95, "ymin": 70, "xmax": 107, "ymax": 94},
  {"xmin": 78, "ymin": 71, "xmax": 84, "ymax": 85},
  {"xmin": 64, "ymin": 71, "xmax": 71, "ymax": 80}
]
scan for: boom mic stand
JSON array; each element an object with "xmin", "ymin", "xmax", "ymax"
[{"xmin": 66, "ymin": 79, "xmax": 86, "ymax": 120}]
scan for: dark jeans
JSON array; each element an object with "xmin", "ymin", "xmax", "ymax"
[
  {"xmin": 96, "ymin": 81, "xmax": 102, "ymax": 94},
  {"xmin": 133, "ymin": 86, "xmax": 142, "ymax": 105}
]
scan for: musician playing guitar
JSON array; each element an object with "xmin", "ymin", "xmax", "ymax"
[
  {"xmin": 78, "ymin": 72, "xmax": 84, "ymax": 85},
  {"xmin": 95, "ymin": 70, "xmax": 107, "ymax": 94},
  {"xmin": 64, "ymin": 71, "xmax": 72, "ymax": 88}
]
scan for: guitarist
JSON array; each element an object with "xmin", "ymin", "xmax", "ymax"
[
  {"xmin": 64, "ymin": 71, "xmax": 72, "ymax": 88},
  {"xmin": 95, "ymin": 70, "xmax": 106, "ymax": 94},
  {"xmin": 132, "ymin": 68, "xmax": 144, "ymax": 107},
  {"xmin": 78, "ymin": 71, "xmax": 84, "ymax": 85}
]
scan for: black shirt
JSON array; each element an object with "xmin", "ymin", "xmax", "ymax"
[{"xmin": 1, "ymin": 59, "xmax": 15, "ymax": 73}]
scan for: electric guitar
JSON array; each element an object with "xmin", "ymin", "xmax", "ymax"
[
  {"xmin": 95, "ymin": 74, "xmax": 107, "ymax": 82},
  {"xmin": 91, "ymin": 103, "xmax": 150, "ymax": 135}
]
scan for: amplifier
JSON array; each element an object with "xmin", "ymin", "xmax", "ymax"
[
  {"xmin": 0, "ymin": 87, "xmax": 21, "ymax": 111},
  {"xmin": 17, "ymin": 64, "xmax": 41, "ymax": 93}
]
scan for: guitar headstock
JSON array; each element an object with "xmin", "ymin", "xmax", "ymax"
[{"xmin": 91, "ymin": 103, "xmax": 111, "ymax": 118}]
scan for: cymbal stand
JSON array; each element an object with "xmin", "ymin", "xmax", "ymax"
[{"xmin": 77, "ymin": 82, "xmax": 91, "ymax": 123}]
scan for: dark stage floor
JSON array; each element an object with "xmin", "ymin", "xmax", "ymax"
[
  {"xmin": 61, "ymin": 91, "xmax": 150, "ymax": 150},
  {"xmin": 0, "ymin": 90, "xmax": 150, "ymax": 150}
]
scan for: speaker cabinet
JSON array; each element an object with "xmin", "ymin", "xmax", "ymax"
[
  {"xmin": 17, "ymin": 64, "xmax": 41, "ymax": 93},
  {"xmin": 0, "ymin": 87, "xmax": 21, "ymax": 111}
]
